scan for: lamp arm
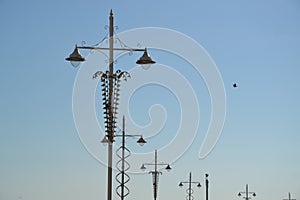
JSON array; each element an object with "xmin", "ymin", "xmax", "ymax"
[
  {"xmin": 77, "ymin": 46, "xmax": 145, "ymax": 52},
  {"xmin": 180, "ymin": 181, "xmax": 200, "ymax": 184},
  {"xmin": 115, "ymin": 134, "xmax": 143, "ymax": 137},
  {"xmin": 143, "ymin": 163, "xmax": 169, "ymax": 166}
]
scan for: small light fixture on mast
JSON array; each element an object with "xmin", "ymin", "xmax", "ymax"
[
  {"xmin": 65, "ymin": 45, "xmax": 85, "ymax": 67},
  {"xmin": 101, "ymin": 136, "xmax": 109, "ymax": 146},
  {"xmin": 140, "ymin": 164, "xmax": 146, "ymax": 171},
  {"xmin": 136, "ymin": 136, "xmax": 147, "ymax": 146},
  {"xmin": 136, "ymin": 48, "xmax": 156, "ymax": 70},
  {"xmin": 165, "ymin": 164, "xmax": 172, "ymax": 171}
]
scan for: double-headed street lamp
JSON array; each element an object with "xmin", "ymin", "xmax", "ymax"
[
  {"xmin": 65, "ymin": 10, "xmax": 155, "ymax": 200},
  {"xmin": 179, "ymin": 172, "xmax": 201, "ymax": 200},
  {"xmin": 238, "ymin": 184, "xmax": 256, "ymax": 200},
  {"xmin": 140, "ymin": 150, "xmax": 172, "ymax": 200}
]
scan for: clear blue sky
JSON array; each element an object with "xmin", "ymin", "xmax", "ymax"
[{"xmin": 0, "ymin": 1, "xmax": 299, "ymax": 200}]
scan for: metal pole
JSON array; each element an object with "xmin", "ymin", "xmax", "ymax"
[
  {"xmin": 205, "ymin": 174, "xmax": 209, "ymax": 200},
  {"xmin": 155, "ymin": 150, "xmax": 157, "ymax": 172},
  {"xmin": 154, "ymin": 150, "xmax": 158, "ymax": 200},
  {"xmin": 245, "ymin": 184, "xmax": 248, "ymax": 200},
  {"xmin": 188, "ymin": 172, "xmax": 192, "ymax": 200},
  {"xmin": 107, "ymin": 9, "xmax": 114, "ymax": 200},
  {"xmin": 121, "ymin": 116, "xmax": 125, "ymax": 200}
]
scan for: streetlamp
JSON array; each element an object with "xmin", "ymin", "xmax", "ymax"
[
  {"xmin": 283, "ymin": 193, "xmax": 296, "ymax": 200},
  {"xmin": 101, "ymin": 116, "xmax": 146, "ymax": 200},
  {"xmin": 179, "ymin": 172, "xmax": 201, "ymax": 200},
  {"xmin": 140, "ymin": 150, "xmax": 172, "ymax": 200},
  {"xmin": 205, "ymin": 174, "xmax": 209, "ymax": 200},
  {"xmin": 238, "ymin": 184, "xmax": 256, "ymax": 200},
  {"xmin": 65, "ymin": 10, "xmax": 155, "ymax": 200}
]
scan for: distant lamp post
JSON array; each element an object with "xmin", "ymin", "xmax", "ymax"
[
  {"xmin": 179, "ymin": 172, "xmax": 201, "ymax": 200},
  {"xmin": 205, "ymin": 174, "xmax": 209, "ymax": 200},
  {"xmin": 238, "ymin": 184, "xmax": 256, "ymax": 200},
  {"xmin": 140, "ymin": 150, "xmax": 172, "ymax": 200},
  {"xmin": 283, "ymin": 193, "xmax": 296, "ymax": 200},
  {"xmin": 111, "ymin": 116, "xmax": 146, "ymax": 200},
  {"xmin": 66, "ymin": 10, "xmax": 155, "ymax": 200}
]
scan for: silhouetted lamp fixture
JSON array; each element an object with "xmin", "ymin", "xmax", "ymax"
[
  {"xmin": 197, "ymin": 183, "xmax": 201, "ymax": 188},
  {"xmin": 136, "ymin": 48, "xmax": 156, "ymax": 70},
  {"xmin": 140, "ymin": 164, "xmax": 146, "ymax": 170},
  {"xmin": 101, "ymin": 136, "xmax": 109, "ymax": 145},
  {"xmin": 179, "ymin": 182, "xmax": 183, "ymax": 187},
  {"xmin": 65, "ymin": 45, "xmax": 85, "ymax": 67},
  {"xmin": 238, "ymin": 193, "xmax": 241, "ymax": 197},
  {"xmin": 137, "ymin": 136, "xmax": 147, "ymax": 146},
  {"xmin": 165, "ymin": 164, "xmax": 172, "ymax": 171}
]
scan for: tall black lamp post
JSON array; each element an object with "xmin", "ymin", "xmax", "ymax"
[
  {"xmin": 205, "ymin": 174, "xmax": 209, "ymax": 200},
  {"xmin": 65, "ymin": 10, "xmax": 155, "ymax": 200}
]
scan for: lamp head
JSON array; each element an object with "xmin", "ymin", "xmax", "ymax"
[
  {"xmin": 140, "ymin": 164, "xmax": 146, "ymax": 171},
  {"xmin": 137, "ymin": 136, "xmax": 147, "ymax": 146},
  {"xmin": 238, "ymin": 193, "xmax": 241, "ymax": 197},
  {"xmin": 179, "ymin": 182, "xmax": 183, "ymax": 187},
  {"xmin": 253, "ymin": 193, "xmax": 256, "ymax": 197},
  {"xmin": 101, "ymin": 136, "xmax": 109, "ymax": 146},
  {"xmin": 66, "ymin": 45, "xmax": 85, "ymax": 67},
  {"xmin": 197, "ymin": 183, "xmax": 201, "ymax": 188},
  {"xmin": 165, "ymin": 164, "xmax": 171, "ymax": 171},
  {"xmin": 136, "ymin": 49, "xmax": 156, "ymax": 68}
]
